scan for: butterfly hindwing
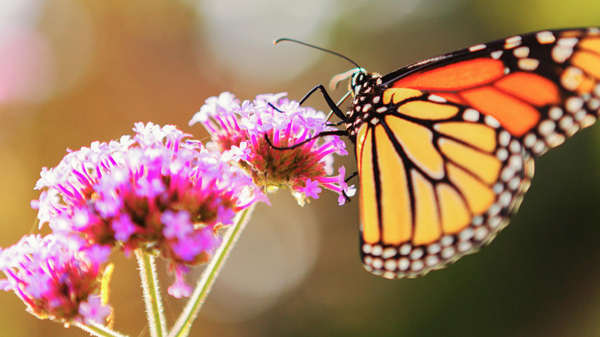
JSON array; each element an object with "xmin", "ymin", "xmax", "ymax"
[{"xmin": 356, "ymin": 91, "xmax": 533, "ymax": 278}]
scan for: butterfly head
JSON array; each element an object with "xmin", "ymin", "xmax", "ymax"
[
  {"xmin": 351, "ymin": 69, "xmax": 371, "ymax": 93},
  {"xmin": 329, "ymin": 67, "xmax": 367, "ymax": 91}
]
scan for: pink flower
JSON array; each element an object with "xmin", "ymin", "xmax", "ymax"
[
  {"xmin": 336, "ymin": 166, "xmax": 356, "ymax": 206},
  {"xmin": 300, "ymin": 179, "xmax": 321, "ymax": 199},
  {"xmin": 32, "ymin": 122, "xmax": 263, "ymax": 296},
  {"xmin": 78, "ymin": 295, "xmax": 111, "ymax": 325},
  {"xmin": 167, "ymin": 265, "xmax": 193, "ymax": 298},
  {"xmin": 190, "ymin": 92, "xmax": 350, "ymax": 205},
  {"xmin": 0, "ymin": 235, "xmax": 110, "ymax": 324}
]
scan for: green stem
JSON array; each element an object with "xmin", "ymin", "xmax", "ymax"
[
  {"xmin": 167, "ymin": 205, "xmax": 255, "ymax": 337},
  {"xmin": 135, "ymin": 250, "xmax": 168, "ymax": 337},
  {"xmin": 73, "ymin": 320, "xmax": 129, "ymax": 337}
]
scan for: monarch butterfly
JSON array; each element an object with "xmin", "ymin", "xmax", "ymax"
[{"xmin": 280, "ymin": 27, "xmax": 600, "ymax": 279}]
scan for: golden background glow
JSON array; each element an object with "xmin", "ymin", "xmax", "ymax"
[{"xmin": 1, "ymin": 1, "xmax": 600, "ymax": 336}]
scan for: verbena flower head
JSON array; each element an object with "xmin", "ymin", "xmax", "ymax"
[
  {"xmin": 190, "ymin": 92, "xmax": 355, "ymax": 205},
  {"xmin": 0, "ymin": 234, "xmax": 111, "ymax": 325},
  {"xmin": 32, "ymin": 122, "xmax": 261, "ymax": 297}
]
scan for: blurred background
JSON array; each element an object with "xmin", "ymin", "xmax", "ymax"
[{"xmin": 1, "ymin": 0, "xmax": 600, "ymax": 336}]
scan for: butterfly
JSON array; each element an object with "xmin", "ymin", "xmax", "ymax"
[{"xmin": 280, "ymin": 27, "xmax": 600, "ymax": 279}]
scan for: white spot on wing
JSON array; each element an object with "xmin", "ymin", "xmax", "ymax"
[
  {"xmin": 441, "ymin": 246, "xmax": 456, "ymax": 259},
  {"xmin": 399, "ymin": 243, "xmax": 412, "ymax": 256},
  {"xmin": 485, "ymin": 115, "xmax": 501, "ymax": 128},
  {"xmin": 536, "ymin": 31, "xmax": 556, "ymax": 44},
  {"xmin": 410, "ymin": 248, "xmax": 424, "ymax": 260},
  {"xmin": 504, "ymin": 35, "xmax": 522, "ymax": 49},
  {"xmin": 371, "ymin": 245, "xmax": 382, "ymax": 256},
  {"xmin": 566, "ymin": 97, "xmax": 584, "ymax": 113},
  {"xmin": 399, "ymin": 258, "xmax": 410, "ymax": 271},
  {"xmin": 561, "ymin": 67, "xmax": 584, "ymax": 91},
  {"xmin": 496, "ymin": 148, "xmax": 508, "ymax": 161},
  {"xmin": 552, "ymin": 46, "xmax": 573, "ymax": 63},
  {"xmin": 524, "ymin": 134, "xmax": 537, "ymax": 147},
  {"xmin": 518, "ymin": 58, "xmax": 540, "ymax": 71},
  {"xmin": 428, "ymin": 243, "xmax": 441, "ymax": 255},
  {"xmin": 499, "ymin": 131, "xmax": 511, "ymax": 146},
  {"xmin": 491, "ymin": 50, "xmax": 503, "ymax": 59},
  {"xmin": 549, "ymin": 107, "xmax": 563, "ymax": 120},
  {"xmin": 441, "ymin": 236, "xmax": 453, "ymax": 247},
  {"xmin": 513, "ymin": 46, "xmax": 530, "ymax": 58},
  {"xmin": 533, "ymin": 140, "xmax": 546, "ymax": 154},
  {"xmin": 384, "ymin": 259, "xmax": 398, "ymax": 271},
  {"xmin": 582, "ymin": 114, "xmax": 596, "ymax": 128},
  {"xmin": 411, "ymin": 260, "xmax": 424, "ymax": 271},
  {"xmin": 463, "ymin": 109, "xmax": 480, "ymax": 122},
  {"xmin": 474, "ymin": 227, "xmax": 489, "ymax": 241},
  {"xmin": 469, "ymin": 44, "xmax": 486, "ymax": 52},
  {"xmin": 425, "ymin": 256, "xmax": 440, "ymax": 267},
  {"xmin": 382, "ymin": 248, "xmax": 396, "ymax": 259},
  {"xmin": 457, "ymin": 241, "xmax": 473, "ymax": 253},
  {"xmin": 428, "ymin": 94, "xmax": 447, "ymax": 103},
  {"xmin": 558, "ymin": 37, "xmax": 579, "ymax": 47},
  {"xmin": 559, "ymin": 115, "xmax": 574, "ymax": 130}
]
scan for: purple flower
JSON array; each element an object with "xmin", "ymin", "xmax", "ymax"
[
  {"xmin": 161, "ymin": 210, "xmax": 194, "ymax": 240},
  {"xmin": 300, "ymin": 179, "xmax": 321, "ymax": 199},
  {"xmin": 0, "ymin": 235, "xmax": 110, "ymax": 324},
  {"xmin": 111, "ymin": 214, "xmax": 137, "ymax": 242},
  {"xmin": 336, "ymin": 166, "xmax": 356, "ymax": 206},
  {"xmin": 78, "ymin": 295, "xmax": 111, "ymax": 324},
  {"xmin": 32, "ymin": 122, "xmax": 263, "ymax": 296},
  {"xmin": 190, "ymin": 92, "xmax": 350, "ymax": 205},
  {"xmin": 168, "ymin": 265, "xmax": 193, "ymax": 298}
]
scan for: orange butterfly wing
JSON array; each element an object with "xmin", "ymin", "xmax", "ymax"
[{"xmin": 350, "ymin": 28, "xmax": 600, "ymax": 278}]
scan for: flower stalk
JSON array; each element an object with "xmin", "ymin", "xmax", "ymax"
[
  {"xmin": 73, "ymin": 321, "xmax": 129, "ymax": 337},
  {"xmin": 136, "ymin": 250, "xmax": 168, "ymax": 337},
  {"xmin": 168, "ymin": 205, "xmax": 255, "ymax": 337}
]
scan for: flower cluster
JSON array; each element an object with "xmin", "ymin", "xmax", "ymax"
[
  {"xmin": 0, "ymin": 234, "xmax": 111, "ymax": 325},
  {"xmin": 31, "ymin": 122, "xmax": 261, "ymax": 297},
  {"xmin": 190, "ymin": 92, "xmax": 355, "ymax": 205},
  {"xmin": 1, "ymin": 91, "xmax": 356, "ymax": 331}
]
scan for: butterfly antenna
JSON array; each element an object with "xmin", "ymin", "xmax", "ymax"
[{"xmin": 274, "ymin": 38, "xmax": 362, "ymax": 70}]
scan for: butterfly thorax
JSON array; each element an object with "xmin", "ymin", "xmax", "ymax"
[{"xmin": 345, "ymin": 72, "xmax": 385, "ymax": 143}]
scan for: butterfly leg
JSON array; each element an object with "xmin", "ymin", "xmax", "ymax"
[
  {"xmin": 267, "ymin": 102, "xmax": 283, "ymax": 113},
  {"xmin": 345, "ymin": 171, "xmax": 358, "ymax": 182},
  {"xmin": 325, "ymin": 120, "xmax": 346, "ymax": 127},
  {"xmin": 298, "ymin": 84, "xmax": 347, "ymax": 121},
  {"xmin": 264, "ymin": 130, "xmax": 348, "ymax": 150},
  {"xmin": 272, "ymin": 100, "xmax": 345, "ymax": 128},
  {"xmin": 338, "ymin": 171, "xmax": 358, "ymax": 204}
]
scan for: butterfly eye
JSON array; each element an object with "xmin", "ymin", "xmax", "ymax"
[
  {"xmin": 354, "ymin": 72, "xmax": 366, "ymax": 85},
  {"xmin": 350, "ymin": 72, "xmax": 369, "ymax": 95}
]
